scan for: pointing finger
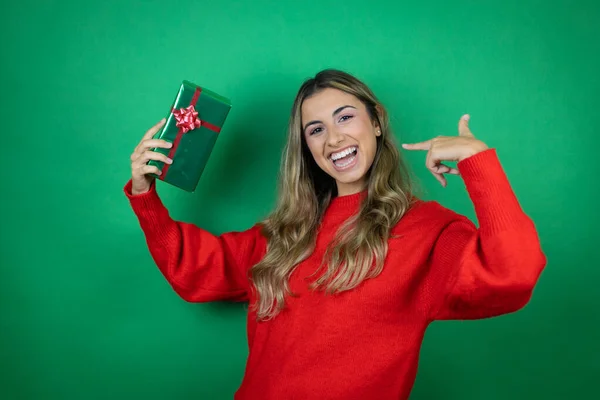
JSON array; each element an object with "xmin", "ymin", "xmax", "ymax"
[
  {"xmin": 458, "ymin": 114, "xmax": 474, "ymax": 137},
  {"xmin": 402, "ymin": 140, "xmax": 432, "ymax": 151}
]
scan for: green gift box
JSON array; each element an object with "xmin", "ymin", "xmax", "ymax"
[{"xmin": 148, "ymin": 80, "xmax": 232, "ymax": 192}]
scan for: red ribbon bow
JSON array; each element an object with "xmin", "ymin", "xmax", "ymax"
[{"xmin": 173, "ymin": 105, "xmax": 201, "ymax": 133}]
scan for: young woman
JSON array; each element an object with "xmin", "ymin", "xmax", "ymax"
[{"xmin": 125, "ymin": 69, "xmax": 546, "ymax": 400}]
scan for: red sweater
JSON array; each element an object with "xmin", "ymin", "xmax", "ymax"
[{"xmin": 124, "ymin": 149, "xmax": 546, "ymax": 400}]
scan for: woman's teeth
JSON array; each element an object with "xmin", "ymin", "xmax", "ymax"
[
  {"xmin": 330, "ymin": 146, "xmax": 358, "ymax": 169},
  {"xmin": 331, "ymin": 146, "xmax": 357, "ymax": 161}
]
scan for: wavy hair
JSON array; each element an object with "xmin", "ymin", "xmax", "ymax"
[{"xmin": 249, "ymin": 69, "xmax": 415, "ymax": 321}]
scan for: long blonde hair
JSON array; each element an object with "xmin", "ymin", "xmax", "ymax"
[{"xmin": 249, "ymin": 69, "xmax": 415, "ymax": 321}]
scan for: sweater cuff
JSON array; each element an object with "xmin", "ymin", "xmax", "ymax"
[{"xmin": 457, "ymin": 148, "xmax": 525, "ymax": 234}]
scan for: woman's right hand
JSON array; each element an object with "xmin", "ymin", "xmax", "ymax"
[{"xmin": 129, "ymin": 118, "xmax": 174, "ymax": 195}]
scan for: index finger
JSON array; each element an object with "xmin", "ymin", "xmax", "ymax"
[
  {"xmin": 143, "ymin": 118, "xmax": 167, "ymax": 140},
  {"xmin": 402, "ymin": 140, "xmax": 432, "ymax": 151}
]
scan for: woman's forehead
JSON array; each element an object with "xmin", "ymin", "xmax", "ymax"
[{"xmin": 301, "ymin": 88, "xmax": 363, "ymax": 119}]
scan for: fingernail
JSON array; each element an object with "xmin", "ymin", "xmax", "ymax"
[
  {"xmin": 167, "ymin": 158, "xmax": 173, "ymax": 163},
  {"xmin": 462, "ymin": 114, "xmax": 470, "ymax": 121}
]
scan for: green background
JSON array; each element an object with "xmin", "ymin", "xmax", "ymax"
[{"xmin": 1, "ymin": 0, "xmax": 597, "ymax": 399}]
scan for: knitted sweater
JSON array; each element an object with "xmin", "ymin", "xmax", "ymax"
[{"xmin": 124, "ymin": 149, "xmax": 546, "ymax": 400}]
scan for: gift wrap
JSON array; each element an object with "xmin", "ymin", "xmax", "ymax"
[{"xmin": 148, "ymin": 80, "xmax": 232, "ymax": 192}]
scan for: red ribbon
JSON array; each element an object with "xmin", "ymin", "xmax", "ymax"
[{"xmin": 160, "ymin": 87, "xmax": 222, "ymax": 179}]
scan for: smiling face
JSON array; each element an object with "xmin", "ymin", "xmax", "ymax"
[{"xmin": 301, "ymin": 87, "xmax": 381, "ymax": 196}]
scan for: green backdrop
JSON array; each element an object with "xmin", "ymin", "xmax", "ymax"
[{"xmin": 2, "ymin": 0, "xmax": 597, "ymax": 399}]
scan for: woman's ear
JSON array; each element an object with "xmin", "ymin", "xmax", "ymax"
[
  {"xmin": 372, "ymin": 122, "xmax": 382, "ymax": 137},
  {"xmin": 374, "ymin": 104, "xmax": 384, "ymax": 136}
]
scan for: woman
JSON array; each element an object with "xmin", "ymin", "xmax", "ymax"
[{"xmin": 124, "ymin": 69, "xmax": 546, "ymax": 400}]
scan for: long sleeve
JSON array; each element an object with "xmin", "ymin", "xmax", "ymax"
[
  {"xmin": 123, "ymin": 179, "xmax": 266, "ymax": 303},
  {"xmin": 430, "ymin": 149, "xmax": 547, "ymax": 321}
]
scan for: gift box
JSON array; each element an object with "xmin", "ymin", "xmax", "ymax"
[{"xmin": 147, "ymin": 80, "xmax": 232, "ymax": 192}]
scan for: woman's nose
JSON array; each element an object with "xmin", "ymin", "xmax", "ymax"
[{"xmin": 327, "ymin": 128, "xmax": 344, "ymax": 147}]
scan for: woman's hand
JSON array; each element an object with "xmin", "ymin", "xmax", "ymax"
[
  {"xmin": 401, "ymin": 114, "xmax": 489, "ymax": 187},
  {"xmin": 129, "ymin": 118, "xmax": 173, "ymax": 195}
]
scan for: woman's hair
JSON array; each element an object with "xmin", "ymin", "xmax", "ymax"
[{"xmin": 249, "ymin": 69, "xmax": 415, "ymax": 321}]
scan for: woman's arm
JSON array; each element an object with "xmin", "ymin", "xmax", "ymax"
[
  {"xmin": 430, "ymin": 176, "xmax": 546, "ymax": 321},
  {"xmin": 403, "ymin": 115, "xmax": 546, "ymax": 320},
  {"xmin": 124, "ymin": 179, "xmax": 265, "ymax": 303}
]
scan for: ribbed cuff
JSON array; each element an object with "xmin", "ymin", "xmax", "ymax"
[
  {"xmin": 124, "ymin": 179, "xmax": 161, "ymax": 207},
  {"xmin": 457, "ymin": 148, "xmax": 525, "ymax": 235}
]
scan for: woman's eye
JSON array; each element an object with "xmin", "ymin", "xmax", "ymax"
[
  {"xmin": 310, "ymin": 127, "xmax": 323, "ymax": 135},
  {"xmin": 339, "ymin": 115, "xmax": 353, "ymax": 122}
]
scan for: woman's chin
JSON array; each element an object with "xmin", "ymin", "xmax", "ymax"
[{"xmin": 331, "ymin": 169, "xmax": 367, "ymax": 189}]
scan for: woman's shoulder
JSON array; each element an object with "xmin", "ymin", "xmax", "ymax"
[{"xmin": 392, "ymin": 197, "xmax": 469, "ymax": 233}]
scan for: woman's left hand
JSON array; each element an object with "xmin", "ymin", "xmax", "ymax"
[{"xmin": 401, "ymin": 114, "xmax": 489, "ymax": 187}]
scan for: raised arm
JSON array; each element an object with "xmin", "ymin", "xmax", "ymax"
[
  {"xmin": 124, "ymin": 118, "xmax": 265, "ymax": 303},
  {"xmin": 124, "ymin": 180, "xmax": 265, "ymax": 303}
]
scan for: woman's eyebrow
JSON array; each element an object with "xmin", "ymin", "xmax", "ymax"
[{"xmin": 303, "ymin": 105, "xmax": 357, "ymax": 132}]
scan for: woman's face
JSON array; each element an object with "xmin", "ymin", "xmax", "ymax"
[{"xmin": 301, "ymin": 88, "xmax": 381, "ymax": 196}]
